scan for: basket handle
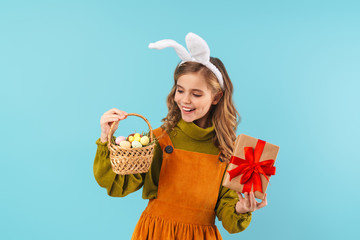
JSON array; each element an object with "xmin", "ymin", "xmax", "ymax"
[{"xmin": 107, "ymin": 113, "xmax": 154, "ymax": 144}]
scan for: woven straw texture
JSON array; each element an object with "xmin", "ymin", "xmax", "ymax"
[{"xmin": 107, "ymin": 113, "xmax": 155, "ymax": 175}]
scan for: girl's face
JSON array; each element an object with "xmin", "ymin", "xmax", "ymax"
[{"xmin": 174, "ymin": 72, "xmax": 221, "ymax": 128}]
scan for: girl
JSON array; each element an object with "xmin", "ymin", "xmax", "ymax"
[{"xmin": 93, "ymin": 33, "xmax": 267, "ymax": 240}]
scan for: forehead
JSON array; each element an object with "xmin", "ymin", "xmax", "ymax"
[{"xmin": 177, "ymin": 73, "xmax": 210, "ymax": 91}]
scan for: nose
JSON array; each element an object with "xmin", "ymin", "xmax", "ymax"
[{"xmin": 182, "ymin": 93, "xmax": 191, "ymax": 104}]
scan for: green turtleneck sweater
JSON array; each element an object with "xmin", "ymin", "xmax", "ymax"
[{"xmin": 93, "ymin": 119, "xmax": 251, "ymax": 234}]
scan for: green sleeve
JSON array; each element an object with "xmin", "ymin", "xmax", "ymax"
[
  {"xmin": 215, "ymin": 185, "xmax": 252, "ymax": 234},
  {"xmin": 141, "ymin": 141, "xmax": 162, "ymax": 199},
  {"xmin": 93, "ymin": 138, "xmax": 145, "ymax": 197}
]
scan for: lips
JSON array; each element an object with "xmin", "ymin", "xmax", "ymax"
[{"xmin": 182, "ymin": 106, "xmax": 195, "ymax": 113}]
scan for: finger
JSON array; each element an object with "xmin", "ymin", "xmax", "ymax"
[
  {"xmin": 101, "ymin": 117, "xmax": 120, "ymax": 124},
  {"xmin": 237, "ymin": 192, "xmax": 244, "ymax": 200},
  {"xmin": 250, "ymin": 192, "xmax": 256, "ymax": 211},
  {"xmin": 113, "ymin": 109, "xmax": 128, "ymax": 118},
  {"xmin": 257, "ymin": 193, "xmax": 268, "ymax": 209},
  {"xmin": 244, "ymin": 192, "xmax": 250, "ymax": 208},
  {"xmin": 105, "ymin": 108, "xmax": 121, "ymax": 114},
  {"xmin": 109, "ymin": 113, "xmax": 126, "ymax": 120},
  {"xmin": 103, "ymin": 112, "xmax": 126, "ymax": 120},
  {"xmin": 118, "ymin": 114, "xmax": 127, "ymax": 120},
  {"xmin": 103, "ymin": 113, "xmax": 127, "ymax": 122},
  {"xmin": 104, "ymin": 109, "xmax": 128, "ymax": 117},
  {"xmin": 101, "ymin": 117, "xmax": 121, "ymax": 124},
  {"xmin": 104, "ymin": 108, "xmax": 118, "ymax": 115}
]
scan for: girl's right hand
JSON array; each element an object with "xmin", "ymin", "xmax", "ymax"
[{"xmin": 100, "ymin": 108, "xmax": 128, "ymax": 143}]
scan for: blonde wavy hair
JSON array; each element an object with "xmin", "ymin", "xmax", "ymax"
[{"xmin": 161, "ymin": 57, "xmax": 240, "ymax": 162}]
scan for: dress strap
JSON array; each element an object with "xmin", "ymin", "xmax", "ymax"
[{"xmin": 152, "ymin": 127, "xmax": 174, "ymax": 150}]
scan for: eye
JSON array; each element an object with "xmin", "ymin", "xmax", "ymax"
[
  {"xmin": 193, "ymin": 94, "xmax": 202, "ymax": 97},
  {"xmin": 176, "ymin": 89, "xmax": 184, "ymax": 93}
]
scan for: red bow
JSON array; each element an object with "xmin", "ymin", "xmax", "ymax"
[{"xmin": 227, "ymin": 139, "xmax": 276, "ymax": 193}]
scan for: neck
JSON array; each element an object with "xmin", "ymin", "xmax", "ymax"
[
  {"xmin": 193, "ymin": 120, "xmax": 210, "ymax": 129},
  {"xmin": 193, "ymin": 110, "xmax": 212, "ymax": 129}
]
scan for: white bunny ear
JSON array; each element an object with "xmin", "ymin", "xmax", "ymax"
[
  {"xmin": 185, "ymin": 32, "xmax": 210, "ymax": 63},
  {"xmin": 149, "ymin": 33, "xmax": 225, "ymax": 90},
  {"xmin": 148, "ymin": 39, "xmax": 192, "ymax": 61}
]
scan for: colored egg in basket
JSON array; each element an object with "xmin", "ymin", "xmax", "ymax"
[{"xmin": 115, "ymin": 133, "xmax": 150, "ymax": 149}]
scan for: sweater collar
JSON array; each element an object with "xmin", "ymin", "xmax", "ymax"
[{"xmin": 177, "ymin": 119, "xmax": 215, "ymax": 141}]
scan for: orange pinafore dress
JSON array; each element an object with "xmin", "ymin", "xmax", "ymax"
[{"xmin": 131, "ymin": 128, "xmax": 227, "ymax": 240}]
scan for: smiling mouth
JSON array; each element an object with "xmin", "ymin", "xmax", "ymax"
[{"xmin": 182, "ymin": 107, "xmax": 196, "ymax": 113}]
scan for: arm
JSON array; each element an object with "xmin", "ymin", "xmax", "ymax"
[
  {"xmin": 215, "ymin": 185, "xmax": 252, "ymax": 234},
  {"xmin": 141, "ymin": 141, "xmax": 162, "ymax": 199},
  {"xmin": 93, "ymin": 138, "xmax": 145, "ymax": 197}
]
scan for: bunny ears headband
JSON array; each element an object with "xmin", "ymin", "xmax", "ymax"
[{"xmin": 148, "ymin": 32, "xmax": 224, "ymax": 90}]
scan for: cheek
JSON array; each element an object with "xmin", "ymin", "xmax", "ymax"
[
  {"xmin": 174, "ymin": 93, "xmax": 180, "ymax": 103},
  {"xmin": 199, "ymin": 97, "xmax": 213, "ymax": 109}
]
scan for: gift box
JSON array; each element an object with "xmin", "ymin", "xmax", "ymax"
[{"xmin": 222, "ymin": 134, "xmax": 279, "ymax": 199}]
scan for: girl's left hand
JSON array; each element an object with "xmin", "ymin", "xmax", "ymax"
[{"xmin": 235, "ymin": 192, "xmax": 267, "ymax": 214}]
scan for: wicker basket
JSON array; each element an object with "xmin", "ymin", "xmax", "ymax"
[{"xmin": 107, "ymin": 113, "xmax": 155, "ymax": 175}]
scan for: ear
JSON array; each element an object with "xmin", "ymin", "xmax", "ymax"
[
  {"xmin": 185, "ymin": 32, "xmax": 210, "ymax": 63},
  {"xmin": 212, "ymin": 91, "xmax": 223, "ymax": 105},
  {"xmin": 149, "ymin": 39, "xmax": 192, "ymax": 61}
]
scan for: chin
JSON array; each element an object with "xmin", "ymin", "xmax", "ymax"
[{"xmin": 181, "ymin": 116, "xmax": 195, "ymax": 123}]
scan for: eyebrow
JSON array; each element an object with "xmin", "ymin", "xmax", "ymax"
[{"xmin": 176, "ymin": 84, "xmax": 204, "ymax": 93}]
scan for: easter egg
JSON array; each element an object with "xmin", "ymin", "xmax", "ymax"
[
  {"xmin": 134, "ymin": 133, "xmax": 141, "ymax": 139},
  {"xmin": 134, "ymin": 136, "xmax": 141, "ymax": 142},
  {"xmin": 119, "ymin": 140, "xmax": 131, "ymax": 149},
  {"xmin": 140, "ymin": 136, "xmax": 150, "ymax": 146},
  {"xmin": 115, "ymin": 136, "xmax": 126, "ymax": 145},
  {"xmin": 128, "ymin": 136, "xmax": 135, "ymax": 142},
  {"xmin": 132, "ymin": 141, "xmax": 142, "ymax": 148}
]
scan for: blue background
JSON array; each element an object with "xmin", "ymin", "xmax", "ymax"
[{"xmin": 1, "ymin": 0, "xmax": 359, "ymax": 239}]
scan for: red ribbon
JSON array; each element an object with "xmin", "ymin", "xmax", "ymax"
[{"xmin": 227, "ymin": 139, "xmax": 276, "ymax": 193}]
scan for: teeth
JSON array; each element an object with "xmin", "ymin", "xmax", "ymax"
[{"xmin": 182, "ymin": 107, "xmax": 194, "ymax": 112}]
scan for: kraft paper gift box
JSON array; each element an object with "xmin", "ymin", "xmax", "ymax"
[{"xmin": 222, "ymin": 134, "xmax": 279, "ymax": 199}]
